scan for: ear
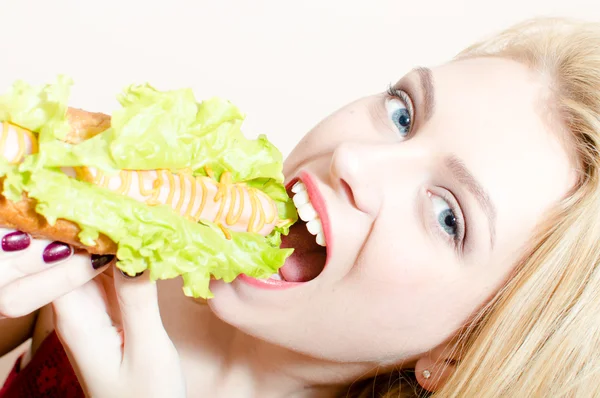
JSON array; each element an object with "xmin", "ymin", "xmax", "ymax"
[
  {"xmin": 415, "ymin": 355, "xmax": 458, "ymax": 392},
  {"xmin": 414, "ymin": 337, "xmax": 464, "ymax": 393}
]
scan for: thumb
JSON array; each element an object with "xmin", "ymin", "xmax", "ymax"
[
  {"xmin": 115, "ymin": 266, "xmax": 185, "ymax": 397},
  {"xmin": 114, "ymin": 267, "xmax": 173, "ymax": 357}
]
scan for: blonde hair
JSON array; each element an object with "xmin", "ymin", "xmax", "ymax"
[{"xmin": 345, "ymin": 17, "xmax": 600, "ymax": 398}]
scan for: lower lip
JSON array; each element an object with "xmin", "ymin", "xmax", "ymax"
[{"xmin": 237, "ymin": 274, "xmax": 302, "ymax": 290}]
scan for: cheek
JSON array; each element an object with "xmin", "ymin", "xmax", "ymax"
[
  {"xmin": 351, "ymin": 226, "xmax": 449, "ymax": 321},
  {"xmin": 351, "ymin": 220, "xmax": 485, "ymax": 345}
]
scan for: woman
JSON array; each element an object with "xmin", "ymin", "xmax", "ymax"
[{"xmin": 1, "ymin": 17, "xmax": 599, "ymax": 397}]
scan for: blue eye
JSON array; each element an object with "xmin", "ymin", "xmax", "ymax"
[
  {"xmin": 431, "ymin": 195, "xmax": 458, "ymax": 237},
  {"xmin": 385, "ymin": 97, "xmax": 412, "ymax": 137}
]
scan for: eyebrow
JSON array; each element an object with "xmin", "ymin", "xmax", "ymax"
[
  {"xmin": 445, "ymin": 155, "xmax": 497, "ymax": 248},
  {"xmin": 414, "ymin": 66, "xmax": 435, "ymax": 122}
]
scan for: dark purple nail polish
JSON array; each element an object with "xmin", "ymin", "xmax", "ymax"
[
  {"xmin": 42, "ymin": 242, "xmax": 73, "ymax": 264},
  {"xmin": 1, "ymin": 231, "xmax": 31, "ymax": 252},
  {"xmin": 120, "ymin": 269, "xmax": 144, "ymax": 279},
  {"xmin": 91, "ymin": 254, "xmax": 115, "ymax": 270}
]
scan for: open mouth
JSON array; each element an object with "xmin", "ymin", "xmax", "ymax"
[{"xmin": 276, "ymin": 177, "xmax": 328, "ymax": 283}]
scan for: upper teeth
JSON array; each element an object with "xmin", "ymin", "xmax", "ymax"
[{"xmin": 292, "ymin": 181, "xmax": 326, "ymax": 247}]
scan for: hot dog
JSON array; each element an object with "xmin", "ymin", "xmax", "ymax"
[{"xmin": 0, "ymin": 77, "xmax": 297, "ymax": 298}]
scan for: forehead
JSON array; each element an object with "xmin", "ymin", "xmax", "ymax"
[{"xmin": 425, "ymin": 57, "xmax": 574, "ymax": 256}]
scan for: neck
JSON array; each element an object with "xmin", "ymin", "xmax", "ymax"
[{"xmin": 203, "ymin": 312, "xmax": 378, "ymax": 397}]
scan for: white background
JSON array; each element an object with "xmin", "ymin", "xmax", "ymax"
[{"xmin": 1, "ymin": 0, "xmax": 599, "ymax": 382}]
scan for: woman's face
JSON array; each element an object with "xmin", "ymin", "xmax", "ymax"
[{"xmin": 209, "ymin": 57, "xmax": 575, "ymax": 365}]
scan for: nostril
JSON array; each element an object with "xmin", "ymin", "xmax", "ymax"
[{"xmin": 340, "ymin": 179, "xmax": 357, "ymax": 209}]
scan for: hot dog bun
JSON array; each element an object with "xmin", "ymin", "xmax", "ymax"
[{"xmin": 0, "ymin": 185, "xmax": 118, "ymax": 253}]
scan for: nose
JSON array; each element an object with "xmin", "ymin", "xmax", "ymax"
[
  {"xmin": 330, "ymin": 141, "xmax": 429, "ymax": 216},
  {"xmin": 329, "ymin": 142, "xmax": 386, "ymax": 216}
]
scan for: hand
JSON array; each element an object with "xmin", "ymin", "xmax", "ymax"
[
  {"xmin": 0, "ymin": 228, "xmax": 114, "ymax": 318},
  {"xmin": 52, "ymin": 265, "xmax": 186, "ymax": 398}
]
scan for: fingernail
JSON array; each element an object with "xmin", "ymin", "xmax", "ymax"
[
  {"xmin": 91, "ymin": 254, "xmax": 115, "ymax": 270},
  {"xmin": 120, "ymin": 269, "xmax": 144, "ymax": 279},
  {"xmin": 1, "ymin": 231, "xmax": 31, "ymax": 252},
  {"xmin": 42, "ymin": 242, "xmax": 73, "ymax": 264}
]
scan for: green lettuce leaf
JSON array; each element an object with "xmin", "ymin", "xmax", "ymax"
[
  {"xmin": 0, "ymin": 75, "xmax": 71, "ymax": 140},
  {"xmin": 33, "ymin": 82, "xmax": 297, "ymax": 232},
  {"xmin": 37, "ymin": 84, "xmax": 286, "ymax": 185},
  {"xmin": 0, "ymin": 158, "xmax": 22, "ymax": 203}
]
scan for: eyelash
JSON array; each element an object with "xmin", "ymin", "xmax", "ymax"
[
  {"xmin": 386, "ymin": 84, "xmax": 409, "ymax": 101},
  {"xmin": 386, "ymin": 84, "xmax": 414, "ymax": 127},
  {"xmin": 385, "ymin": 84, "xmax": 466, "ymax": 251},
  {"xmin": 428, "ymin": 189, "xmax": 466, "ymax": 253}
]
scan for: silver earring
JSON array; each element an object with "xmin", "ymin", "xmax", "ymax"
[{"xmin": 422, "ymin": 369, "xmax": 432, "ymax": 379}]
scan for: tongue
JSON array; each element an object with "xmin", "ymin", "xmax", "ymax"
[{"xmin": 279, "ymin": 222, "xmax": 327, "ymax": 282}]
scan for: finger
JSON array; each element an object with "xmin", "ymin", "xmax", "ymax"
[
  {"xmin": 115, "ymin": 267, "xmax": 164, "ymax": 339},
  {"xmin": 54, "ymin": 269, "xmax": 185, "ymax": 398},
  {"xmin": 114, "ymin": 267, "xmax": 172, "ymax": 357},
  {"xmin": 0, "ymin": 246, "xmax": 115, "ymax": 318},
  {"xmin": 0, "ymin": 227, "xmax": 78, "ymax": 286},
  {"xmin": 1, "ymin": 241, "xmax": 74, "ymax": 287},
  {"xmin": 52, "ymin": 275, "xmax": 121, "ymax": 389},
  {"xmin": 114, "ymin": 267, "xmax": 185, "ymax": 396}
]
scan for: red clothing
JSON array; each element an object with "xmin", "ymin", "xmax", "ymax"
[{"xmin": 0, "ymin": 332, "xmax": 84, "ymax": 398}]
